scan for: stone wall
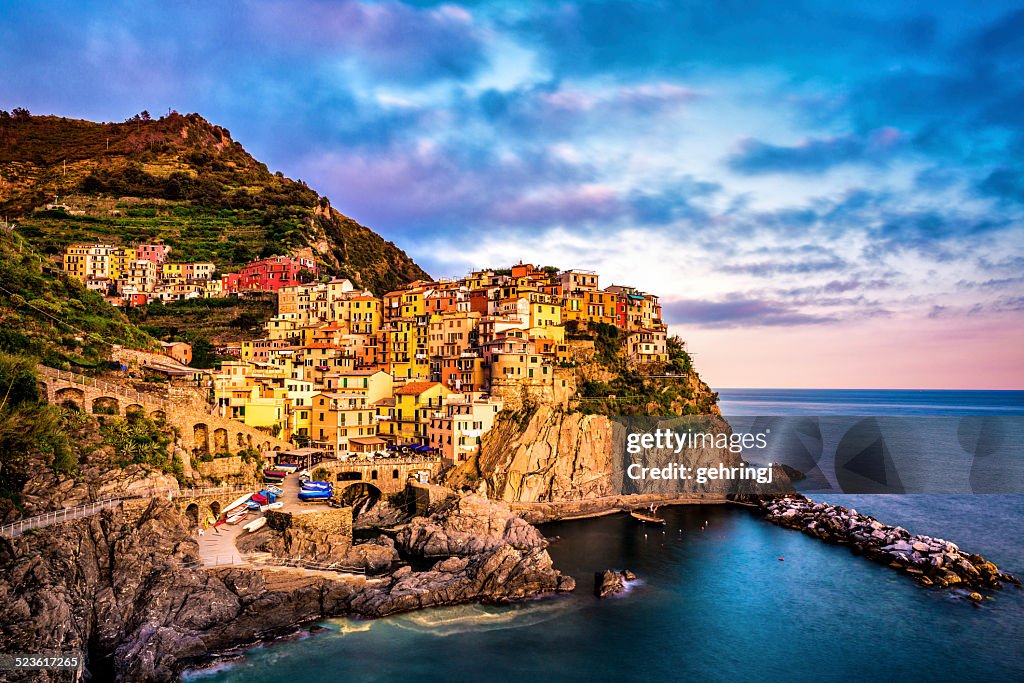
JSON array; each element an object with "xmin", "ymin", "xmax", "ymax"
[
  {"xmin": 196, "ymin": 456, "xmax": 248, "ymax": 479},
  {"xmin": 491, "ymin": 367, "xmax": 576, "ymax": 411},
  {"xmin": 409, "ymin": 481, "xmax": 458, "ymax": 515},
  {"xmin": 38, "ymin": 367, "xmax": 292, "ymax": 460}
]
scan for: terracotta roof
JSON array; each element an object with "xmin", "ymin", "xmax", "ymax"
[{"xmin": 395, "ymin": 381, "xmax": 443, "ymax": 395}]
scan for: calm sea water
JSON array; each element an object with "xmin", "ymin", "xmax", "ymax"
[{"xmin": 186, "ymin": 391, "xmax": 1024, "ymax": 682}]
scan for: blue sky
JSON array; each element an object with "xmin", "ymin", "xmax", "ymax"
[{"xmin": 2, "ymin": 0, "xmax": 1023, "ymax": 388}]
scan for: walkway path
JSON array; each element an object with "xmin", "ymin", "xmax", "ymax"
[{"xmin": 196, "ymin": 520, "xmax": 247, "ymax": 567}]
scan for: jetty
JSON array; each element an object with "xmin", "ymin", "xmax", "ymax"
[{"xmin": 759, "ymin": 496, "xmax": 1021, "ymax": 591}]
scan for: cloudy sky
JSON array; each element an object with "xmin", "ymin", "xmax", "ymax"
[{"xmin": 3, "ymin": 0, "xmax": 1023, "ymax": 389}]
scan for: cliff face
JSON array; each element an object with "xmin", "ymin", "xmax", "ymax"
[
  {"xmin": 450, "ymin": 406, "xmax": 618, "ymax": 503},
  {"xmin": 446, "ymin": 405, "xmax": 749, "ymax": 510}
]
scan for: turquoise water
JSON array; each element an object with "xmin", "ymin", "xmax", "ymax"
[{"xmin": 185, "ymin": 391, "xmax": 1024, "ymax": 682}]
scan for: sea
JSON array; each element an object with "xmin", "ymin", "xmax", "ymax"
[{"xmin": 184, "ymin": 390, "xmax": 1024, "ymax": 682}]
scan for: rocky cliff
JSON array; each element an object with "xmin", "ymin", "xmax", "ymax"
[
  {"xmin": 445, "ymin": 406, "xmax": 757, "ymax": 515},
  {"xmin": 0, "ymin": 494, "xmax": 573, "ymax": 681}
]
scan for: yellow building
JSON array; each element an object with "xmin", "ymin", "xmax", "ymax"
[
  {"xmin": 347, "ymin": 296, "xmax": 382, "ymax": 334},
  {"xmin": 63, "ymin": 244, "xmax": 133, "ymax": 281},
  {"xmin": 162, "ymin": 262, "xmax": 184, "ymax": 280},
  {"xmin": 385, "ymin": 381, "xmax": 448, "ymax": 444},
  {"xmin": 242, "ymin": 396, "xmax": 288, "ymax": 436},
  {"xmin": 324, "ymin": 369, "xmax": 393, "ymax": 404}
]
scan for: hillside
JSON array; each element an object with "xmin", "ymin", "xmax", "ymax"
[
  {"xmin": 0, "ymin": 231, "xmax": 155, "ymax": 368},
  {"xmin": 0, "ymin": 109, "xmax": 428, "ymax": 294}
]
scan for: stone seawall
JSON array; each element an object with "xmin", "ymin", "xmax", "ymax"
[{"xmin": 761, "ymin": 496, "xmax": 1021, "ymax": 594}]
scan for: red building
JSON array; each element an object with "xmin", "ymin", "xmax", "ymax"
[{"xmin": 223, "ymin": 256, "xmax": 317, "ymax": 293}]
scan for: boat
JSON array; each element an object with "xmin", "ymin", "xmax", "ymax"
[
  {"xmin": 222, "ymin": 493, "xmax": 253, "ymax": 517},
  {"xmin": 263, "ymin": 469, "xmax": 288, "ymax": 479},
  {"xmin": 251, "ymin": 493, "xmax": 269, "ymax": 505},
  {"xmin": 630, "ymin": 509, "xmax": 666, "ymax": 525},
  {"xmin": 298, "ymin": 489, "xmax": 332, "ymax": 501},
  {"xmin": 225, "ymin": 510, "xmax": 248, "ymax": 525},
  {"xmin": 260, "ymin": 501, "xmax": 284, "ymax": 512},
  {"xmin": 242, "ymin": 517, "xmax": 267, "ymax": 533},
  {"xmin": 266, "ymin": 485, "xmax": 284, "ymax": 495},
  {"xmin": 276, "ymin": 463, "xmax": 299, "ymax": 473},
  {"xmin": 245, "ymin": 501, "xmax": 261, "ymax": 510},
  {"xmin": 301, "ymin": 481, "xmax": 332, "ymax": 491}
]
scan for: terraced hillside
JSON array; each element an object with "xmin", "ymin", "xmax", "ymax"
[{"xmin": 0, "ymin": 109, "xmax": 428, "ymax": 294}]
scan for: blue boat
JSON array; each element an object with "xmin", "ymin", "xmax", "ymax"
[
  {"xmin": 298, "ymin": 489, "xmax": 332, "ymax": 501},
  {"xmin": 301, "ymin": 481, "xmax": 332, "ymax": 491}
]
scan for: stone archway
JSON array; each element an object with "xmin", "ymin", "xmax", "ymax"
[
  {"xmin": 337, "ymin": 482, "xmax": 382, "ymax": 516},
  {"xmin": 185, "ymin": 503, "xmax": 200, "ymax": 528},
  {"xmin": 209, "ymin": 500, "xmax": 222, "ymax": 521},
  {"xmin": 151, "ymin": 410, "xmax": 167, "ymax": 423},
  {"xmin": 55, "ymin": 387, "xmax": 85, "ymax": 410},
  {"xmin": 213, "ymin": 428, "xmax": 229, "ymax": 454},
  {"xmin": 236, "ymin": 433, "xmax": 246, "ymax": 450},
  {"xmin": 125, "ymin": 404, "xmax": 145, "ymax": 419},
  {"xmin": 193, "ymin": 424, "xmax": 209, "ymax": 456},
  {"xmin": 92, "ymin": 396, "xmax": 120, "ymax": 415}
]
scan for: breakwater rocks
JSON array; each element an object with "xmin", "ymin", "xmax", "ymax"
[{"xmin": 761, "ymin": 496, "xmax": 1021, "ymax": 591}]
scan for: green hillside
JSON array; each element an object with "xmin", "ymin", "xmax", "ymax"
[
  {"xmin": 0, "ymin": 109, "xmax": 429, "ymax": 294},
  {"xmin": 0, "ymin": 231, "xmax": 156, "ymax": 369}
]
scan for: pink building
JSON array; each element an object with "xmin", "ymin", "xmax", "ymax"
[{"xmin": 136, "ymin": 244, "xmax": 171, "ymax": 265}]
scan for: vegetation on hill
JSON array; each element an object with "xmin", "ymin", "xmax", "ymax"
[
  {"xmin": 0, "ymin": 354, "xmax": 77, "ymax": 507},
  {"xmin": 0, "ymin": 109, "xmax": 429, "ymax": 295},
  {"xmin": 0, "ymin": 355, "xmax": 183, "ymax": 513},
  {"xmin": 124, "ymin": 295, "xmax": 277, "ymax": 364},
  {"xmin": 0, "ymin": 232, "xmax": 156, "ymax": 369},
  {"xmin": 566, "ymin": 321, "xmax": 718, "ymax": 416}
]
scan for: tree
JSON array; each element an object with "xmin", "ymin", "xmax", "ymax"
[{"xmin": 188, "ymin": 335, "xmax": 217, "ymax": 369}]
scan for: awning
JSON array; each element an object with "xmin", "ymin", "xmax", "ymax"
[{"xmin": 349, "ymin": 436, "xmax": 386, "ymax": 446}]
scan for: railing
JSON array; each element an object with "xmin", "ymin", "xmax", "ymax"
[
  {"xmin": 321, "ymin": 456, "xmax": 440, "ymax": 467},
  {"xmin": 248, "ymin": 555, "xmax": 366, "ymax": 575},
  {"xmin": 0, "ymin": 484, "xmax": 256, "ymax": 538},
  {"xmin": 0, "ymin": 498, "xmax": 121, "ymax": 538},
  {"xmin": 39, "ymin": 366, "xmax": 174, "ymax": 412},
  {"xmin": 181, "ymin": 555, "xmax": 367, "ymax": 575}
]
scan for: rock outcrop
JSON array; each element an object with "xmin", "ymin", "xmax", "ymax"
[
  {"xmin": 0, "ymin": 494, "xmax": 574, "ymax": 681},
  {"xmin": 761, "ymin": 496, "xmax": 1021, "ymax": 591},
  {"xmin": 237, "ymin": 524, "xmax": 398, "ymax": 574},
  {"xmin": 594, "ymin": 569, "xmax": 636, "ymax": 598},
  {"xmin": 395, "ymin": 493, "xmax": 547, "ymax": 557}
]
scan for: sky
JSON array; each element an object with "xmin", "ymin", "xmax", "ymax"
[{"xmin": 2, "ymin": 0, "xmax": 1023, "ymax": 389}]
